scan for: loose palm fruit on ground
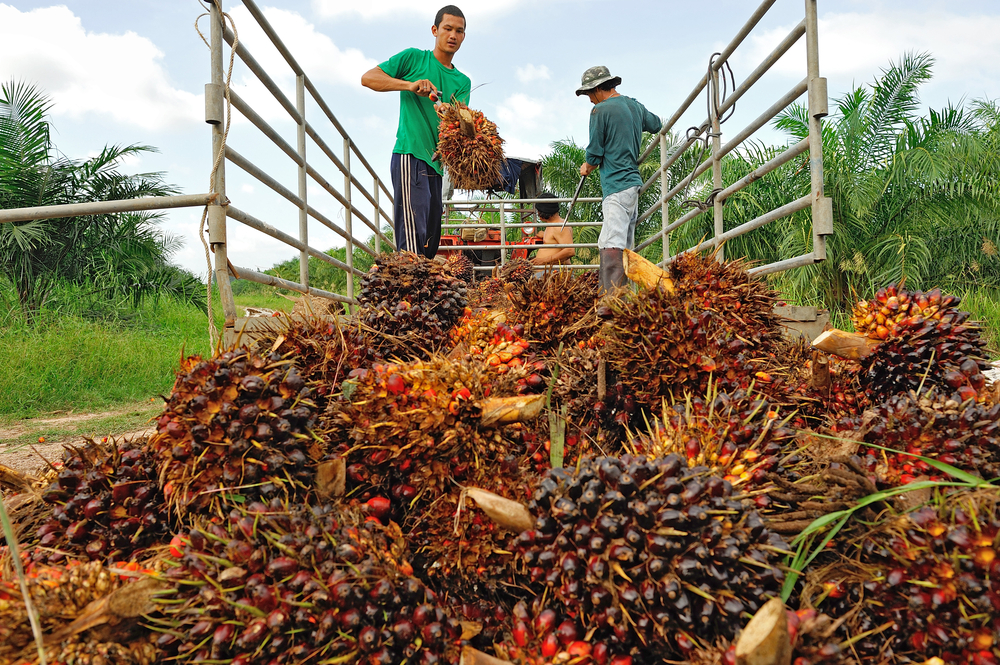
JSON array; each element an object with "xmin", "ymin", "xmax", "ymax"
[
  {"xmin": 802, "ymin": 487, "xmax": 1000, "ymax": 664},
  {"xmin": 667, "ymin": 251, "xmax": 784, "ymax": 354},
  {"xmin": 516, "ymin": 455, "xmax": 788, "ymax": 658},
  {"xmin": 862, "ymin": 389, "xmax": 1000, "ymax": 484},
  {"xmin": 445, "ymin": 251, "xmax": 476, "ymax": 283},
  {"xmin": 358, "ymin": 251, "xmax": 468, "ymax": 357},
  {"xmin": 630, "ymin": 388, "xmax": 792, "ymax": 487},
  {"xmin": 150, "ymin": 349, "xmax": 322, "ymax": 518},
  {"xmin": 32, "ymin": 438, "xmax": 168, "ymax": 564},
  {"xmin": 151, "ymin": 501, "xmax": 462, "ymax": 665},
  {"xmin": 852, "ymin": 286, "xmax": 990, "ymax": 402},
  {"xmin": 322, "ymin": 356, "xmax": 520, "ymax": 516},
  {"xmin": 505, "ymin": 270, "xmax": 601, "ymax": 354}
]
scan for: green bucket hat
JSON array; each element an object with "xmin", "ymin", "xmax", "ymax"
[{"xmin": 575, "ymin": 65, "xmax": 622, "ymax": 96}]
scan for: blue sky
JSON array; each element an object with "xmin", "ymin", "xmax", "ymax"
[{"xmin": 2, "ymin": 0, "xmax": 999, "ymax": 277}]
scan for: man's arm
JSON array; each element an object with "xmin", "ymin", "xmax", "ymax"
[
  {"xmin": 582, "ymin": 108, "xmax": 604, "ymax": 176},
  {"xmin": 641, "ymin": 103, "xmax": 661, "ymax": 134},
  {"xmin": 361, "ymin": 66, "xmax": 439, "ymax": 100}
]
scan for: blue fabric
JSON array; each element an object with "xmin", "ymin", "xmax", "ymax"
[
  {"xmin": 493, "ymin": 158, "xmax": 523, "ymax": 194},
  {"xmin": 391, "ymin": 153, "xmax": 443, "ymax": 258}
]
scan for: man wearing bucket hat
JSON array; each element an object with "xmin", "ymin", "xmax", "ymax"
[{"xmin": 576, "ymin": 66, "xmax": 661, "ymax": 293}]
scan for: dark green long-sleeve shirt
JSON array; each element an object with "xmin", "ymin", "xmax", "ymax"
[{"xmin": 584, "ymin": 95, "xmax": 661, "ymax": 196}]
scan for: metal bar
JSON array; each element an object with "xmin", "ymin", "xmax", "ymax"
[
  {"xmin": 805, "ymin": 0, "xmax": 829, "ymax": 261},
  {"xmin": 442, "ymin": 221, "xmax": 599, "ymax": 229},
  {"xmin": 499, "ymin": 200, "xmax": 506, "ymax": 266},
  {"xmin": 302, "ymin": 162, "xmax": 382, "ymax": 251},
  {"xmin": 639, "ymin": 0, "xmax": 780, "ymax": 163},
  {"xmin": 223, "ymin": 27, "xmax": 300, "ymax": 124},
  {"xmin": 374, "ymin": 181, "xmax": 381, "ymax": 254},
  {"xmin": 308, "ymin": 203, "xmax": 377, "ymax": 259},
  {"xmin": 234, "ymin": 266, "xmax": 355, "ymax": 305},
  {"xmin": 226, "ymin": 146, "xmax": 302, "ymax": 207},
  {"xmin": 296, "ymin": 75, "xmax": 308, "ymax": 289},
  {"xmin": 709, "ymin": 193, "xmax": 810, "ymax": 247},
  {"xmin": 210, "ymin": 1, "xmax": 237, "ymax": 330},
  {"xmin": 229, "ymin": 90, "xmax": 301, "ymax": 164},
  {"xmin": 0, "ymin": 193, "xmax": 216, "ymax": 224},
  {"xmin": 240, "ymin": 0, "xmax": 305, "ymax": 76},
  {"xmin": 711, "ymin": 68, "xmax": 724, "ymax": 262},
  {"xmin": 660, "ymin": 134, "xmax": 670, "ymax": 262},
  {"xmin": 640, "ymin": 130, "xmax": 706, "ymax": 195},
  {"xmin": 227, "ymin": 206, "xmax": 361, "ymax": 276},
  {"xmin": 638, "ymin": 20, "xmax": 805, "ymax": 193},
  {"xmin": 445, "ymin": 197, "xmax": 603, "ymax": 205},
  {"xmin": 344, "ymin": 138, "xmax": 355, "ymax": 309},
  {"xmin": 748, "ymin": 251, "xmax": 818, "ymax": 275}
]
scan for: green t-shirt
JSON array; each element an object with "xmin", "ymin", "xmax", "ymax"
[
  {"xmin": 379, "ymin": 48, "xmax": 472, "ymax": 175},
  {"xmin": 584, "ymin": 95, "xmax": 661, "ymax": 196}
]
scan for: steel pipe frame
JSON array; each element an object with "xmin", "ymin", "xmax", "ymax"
[
  {"xmin": 634, "ymin": 137, "xmax": 809, "ymax": 252},
  {"xmin": 233, "ymin": 266, "xmax": 355, "ymax": 305},
  {"xmin": 227, "ymin": 205, "xmax": 362, "ymax": 277},
  {"xmin": 445, "ymin": 197, "xmax": 602, "ymax": 205},
  {"xmin": 296, "ymin": 74, "xmax": 309, "ymax": 289},
  {"xmin": 638, "ymin": 19, "xmax": 806, "ymax": 194},
  {"xmin": 0, "ymin": 193, "xmax": 217, "ymax": 224},
  {"xmin": 441, "ymin": 221, "xmax": 598, "ymax": 229},
  {"xmin": 748, "ymin": 251, "xmax": 818, "ymax": 276}
]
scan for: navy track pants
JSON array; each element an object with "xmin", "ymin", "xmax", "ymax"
[{"xmin": 390, "ymin": 153, "xmax": 443, "ymax": 258}]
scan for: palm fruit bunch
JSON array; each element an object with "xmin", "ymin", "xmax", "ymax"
[
  {"xmin": 358, "ymin": 252, "xmax": 468, "ymax": 356},
  {"xmin": 32, "ymin": 438, "xmax": 167, "ymax": 564},
  {"xmin": 469, "ymin": 277, "xmax": 508, "ymax": 310},
  {"xmin": 0, "ymin": 559, "xmax": 159, "ymax": 665},
  {"xmin": 322, "ymin": 356, "xmax": 514, "ymax": 519},
  {"xmin": 515, "ymin": 455, "xmax": 789, "ymax": 659},
  {"xmin": 851, "ymin": 284, "xmax": 990, "ymax": 402},
  {"xmin": 150, "ymin": 349, "xmax": 322, "ymax": 518},
  {"xmin": 629, "ymin": 388, "xmax": 794, "ymax": 488},
  {"xmin": 150, "ymin": 501, "xmax": 463, "ymax": 665},
  {"xmin": 667, "ymin": 252, "xmax": 784, "ymax": 353},
  {"xmin": 436, "ymin": 100, "xmax": 505, "ymax": 191},
  {"xmin": 444, "ymin": 251, "xmax": 476, "ymax": 283},
  {"xmin": 861, "ymin": 389, "xmax": 1000, "ymax": 484},
  {"xmin": 494, "ymin": 599, "xmax": 637, "ymax": 665},
  {"xmin": 499, "ymin": 258, "xmax": 535, "ymax": 285},
  {"xmin": 451, "ymin": 314, "xmax": 547, "ymax": 391},
  {"xmin": 803, "ymin": 488, "xmax": 1000, "ymax": 664},
  {"xmin": 505, "ymin": 270, "xmax": 601, "ymax": 354}
]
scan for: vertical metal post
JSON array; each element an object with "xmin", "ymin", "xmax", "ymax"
[
  {"xmin": 296, "ymin": 75, "xmax": 308, "ymax": 289},
  {"xmin": 373, "ymin": 180, "xmax": 380, "ymax": 254},
  {"xmin": 710, "ymin": 66, "xmax": 725, "ymax": 263},
  {"xmin": 805, "ymin": 0, "xmax": 831, "ymax": 261},
  {"xmin": 344, "ymin": 138, "xmax": 354, "ymax": 310},
  {"xmin": 208, "ymin": 0, "xmax": 237, "ymax": 333},
  {"xmin": 499, "ymin": 201, "xmax": 506, "ymax": 267},
  {"xmin": 659, "ymin": 133, "xmax": 670, "ymax": 265}
]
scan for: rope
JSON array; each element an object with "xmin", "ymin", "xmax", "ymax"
[{"xmin": 195, "ymin": 0, "xmax": 239, "ymax": 349}]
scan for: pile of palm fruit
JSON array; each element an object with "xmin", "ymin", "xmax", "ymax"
[
  {"xmin": 436, "ymin": 101, "xmax": 506, "ymax": 191},
  {"xmin": 2, "ymin": 249, "xmax": 999, "ymax": 665}
]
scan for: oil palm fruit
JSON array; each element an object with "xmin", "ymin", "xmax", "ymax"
[
  {"xmin": 468, "ymin": 277, "xmax": 508, "ymax": 310},
  {"xmin": 358, "ymin": 251, "xmax": 468, "ymax": 357},
  {"xmin": 445, "ymin": 251, "xmax": 476, "ymax": 283},
  {"xmin": 33, "ymin": 439, "xmax": 168, "ymax": 564},
  {"xmin": 505, "ymin": 270, "xmax": 601, "ymax": 354},
  {"xmin": 150, "ymin": 349, "xmax": 322, "ymax": 518},
  {"xmin": 862, "ymin": 389, "xmax": 1000, "ymax": 484},
  {"xmin": 803, "ymin": 488, "xmax": 1000, "ymax": 664},
  {"xmin": 515, "ymin": 455, "xmax": 788, "ymax": 658},
  {"xmin": 151, "ymin": 502, "xmax": 462, "ymax": 665},
  {"xmin": 436, "ymin": 101, "xmax": 505, "ymax": 191},
  {"xmin": 499, "ymin": 258, "xmax": 535, "ymax": 286}
]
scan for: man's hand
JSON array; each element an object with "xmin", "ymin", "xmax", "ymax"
[
  {"xmin": 580, "ymin": 162, "xmax": 597, "ymax": 177},
  {"xmin": 411, "ymin": 79, "xmax": 440, "ymax": 100}
]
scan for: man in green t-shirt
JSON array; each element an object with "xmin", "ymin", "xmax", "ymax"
[
  {"xmin": 361, "ymin": 5, "xmax": 471, "ymax": 259},
  {"xmin": 577, "ymin": 66, "xmax": 661, "ymax": 293}
]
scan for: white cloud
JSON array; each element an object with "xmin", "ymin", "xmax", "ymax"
[
  {"xmin": 241, "ymin": 183, "xmax": 255, "ymax": 194},
  {"xmin": 733, "ymin": 9, "xmax": 1000, "ymax": 103},
  {"xmin": 493, "ymin": 92, "xmax": 575, "ymax": 161},
  {"xmin": 0, "ymin": 4, "xmax": 200, "ymax": 131},
  {"xmin": 312, "ymin": 0, "xmax": 524, "ymax": 21},
  {"xmin": 516, "ymin": 64, "xmax": 551, "ymax": 83},
  {"xmin": 496, "ymin": 93, "xmax": 545, "ymax": 130}
]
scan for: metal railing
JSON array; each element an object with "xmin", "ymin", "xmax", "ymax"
[
  {"xmin": 205, "ymin": 0, "xmax": 395, "ymax": 336},
  {"xmin": 442, "ymin": 0, "xmax": 832, "ymax": 276}
]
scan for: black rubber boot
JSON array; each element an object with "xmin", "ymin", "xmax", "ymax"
[{"xmin": 599, "ymin": 248, "xmax": 626, "ymax": 295}]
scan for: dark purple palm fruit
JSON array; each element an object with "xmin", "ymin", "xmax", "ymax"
[{"xmin": 516, "ymin": 455, "xmax": 787, "ymax": 659}]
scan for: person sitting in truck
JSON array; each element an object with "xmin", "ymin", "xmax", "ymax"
[
  {"xmin": 530, "ymin": 192, "xmax": 575, "ymax": 267},
  {"xmin": 360, "ymin": 5, "xmax": 471, "ymax": 259}
]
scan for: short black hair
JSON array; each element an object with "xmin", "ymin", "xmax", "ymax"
[
  {"xmin": 535, "ymin": 191, "xmax": 560, "ymax": 220},
  {"xmin": 435, "ymin": 5, "xmax": 465, "ymax": 28},
  {"xmin": 597, "ymin": 80, "xmax": 617, "ymax": 92}
]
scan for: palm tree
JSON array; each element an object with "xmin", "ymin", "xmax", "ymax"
[{"xmin": 0, "ymin": 80, "xmax": 205, "ymax": 322}]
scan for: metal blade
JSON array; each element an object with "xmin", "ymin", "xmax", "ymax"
[{"xmin": 560, "ymin": 173, "xmax": 588, "ymax": 229}]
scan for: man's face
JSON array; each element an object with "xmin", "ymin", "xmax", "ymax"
[
  {"xmin": 432, "ymin": 14, "xmax": 466, "ymax": 55},
  {"xmin": 586, "ymin": 90, "xmax": 600, "ymax": 105}
]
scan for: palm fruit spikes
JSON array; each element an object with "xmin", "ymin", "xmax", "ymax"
[
  {"xmin": 498, "ymin": 258, "xmax": 534, "ymax": 286},
  {"xmin": 505, "ymin": 270, "xmax": 601, "ymax": 354},
  {"xmin": 862, "ymin": 389, "xmax": 1000, "ymax": 484},
  {"xmin": 437, "ymin": 101, "xmax": 505, "ymax": 192},
  {"xmin": 469, "ymin": 277, "xmax": 509, "ymax": 310},
  {"xmin": 514, "ymin": 455, "xmax": 788, "ymax": 658},
  {"xmin": 150, "ymin": 349, "xmax": 323, "ymax": 518},
  {"xmin": 150, "ymin": 501, "xmax": 463, "ymax": 665},
  {"xmin": 358, "ymin": 251, "xmax": 468, "ymax": 358},
  {"xmin": 33, "ymin": 438, "xmax": 168, "ymax": 564},
  {"xmin": 852, "ymin": 284, "xmax": 949, "ymax": 341},
  {"xmin": 802, "ymin": 487, "xmax": 1000, "ymax": 664},
  {"xmin": 445, "ymin": 251, "xmax": 476, "ymax": 283}
]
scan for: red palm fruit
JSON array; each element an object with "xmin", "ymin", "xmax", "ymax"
[
  {"xmin": 363, "ymin": 497, "xmax": 392, "ymax": 521},
  {"xmin": 591, "ymin": 642, "xmax": 609, "ymax": 665},
  {"xmin": 235, "ymin": 620, "xmax": 267, "ymax": 649},
  {"xmin": 265, "ymin": 556, "xmax": 299, "ymax": 579},
  {"xmin": 190, "ymin": 619, "xmax": 215, "ymax": 639},
  {"xmin": 212, "ymin": 623, "xmax": 235, "ymax": 646},
  {"xmin": 386, "ymin": 373, "xmax": 406, "ymax": 395},
  {"xmin": 513, "ymin": 620, "xmax": 530, "ymax": 647},
  {"xmin": 541, "ymin": 632, "xmax": 560, "ymax": 658},
  {"xmin": 358, "ymin": 625, "xmax": 379, "ymax": 653},
  {"xmin": 533, "ymin": 608, "xmax": 557, "ymax": 635},
  {"xmin": 556, "ymin": 621, "xmax": 578, "ymax": 646},
  {"xmin": 567, "ymin": 641, "xmax": 592, "ymax": 658},
  {"xmin": 610, "ymin": 656, "xmax": 632, "ymax": 665}
]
